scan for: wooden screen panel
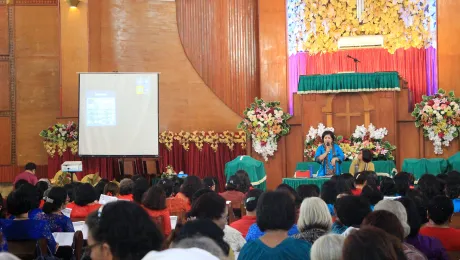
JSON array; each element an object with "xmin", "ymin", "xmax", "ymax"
[
  {"xmin": 286, "ymin": 125, "xmax": 304, "ymax": 177},
  {"xmin": 0, "ymin": 61, "xmax": 9, "ymax": 111},
  {"xmin": 0, "ymin": 6, "xmax": 7, "ymax": 55},
  {"xmin": 0, "ymin": 117, "xmax": 11, "ymax": 165}
]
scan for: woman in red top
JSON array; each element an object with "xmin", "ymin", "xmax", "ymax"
[
  {"xmin": 219, "ymin": 176, "xmax": 245, "ymax": 213},
  {"xmin": 174, "ymin": 176, "xmax": 203, "ymax": 206},
  {"xmin": 69, "ymin": 183, "xmax": 101, "ymax": 219},
  {"xmin": 142, "ymin": 186, "xmax": 171, "ymax": 236},
  {"xmin": 230, "ymin": 188, "xmax": 263, "ymax": 237},
  {"xmin": 420, "ymin": 195, "xmax": 460, "ymax": 251},
  {"xmin": 117, "ymin": 178, "xmax": 134, "ymax": 201},
  {"xmin": 157, "ymin": 179, "xmax": 190, "ymax": 214}
]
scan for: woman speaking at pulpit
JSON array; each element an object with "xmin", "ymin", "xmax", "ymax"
[{"xmin": 314, "ymin": 131, "xmax": 345, "ymax": 177}]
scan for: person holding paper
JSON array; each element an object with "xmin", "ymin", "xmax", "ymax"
[
  {"xmin": 35, "ymin": 187, "xmax": 74, "ymax": 233},
  {"xmin": 315, "ymin": 131, "xmax": 345, "ymax": 177}
]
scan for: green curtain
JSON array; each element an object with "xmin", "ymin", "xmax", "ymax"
[{"xmin": 298, "ymin": 72, "xmax": 400, "ymax": 93}]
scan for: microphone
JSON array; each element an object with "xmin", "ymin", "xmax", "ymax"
[{"xmin": 347, "ymin": 55, "xmax": 360, "ymax": 63}]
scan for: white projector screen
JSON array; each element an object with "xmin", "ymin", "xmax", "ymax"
[{"xmin": 78, "ymin": 73, "xmax": 159, "ymax": 156}]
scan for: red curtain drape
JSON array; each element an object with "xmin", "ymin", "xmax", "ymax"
[
  {"xmin": 304, "ymin": 47, "xmax": 428, "ymax": 104},
  {"xmin": 47, "ymin": 141, "xmax": 246, "ymax": 191}
]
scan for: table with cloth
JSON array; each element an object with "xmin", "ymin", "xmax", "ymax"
[
  {"xmin": 448, "ymin": 152, "xmax": 460, "ymax": 172},
  {"xmin": 282, "ymin": 177, "xmax": 332, "ymax": 191},
  {"xmin": 402, "ymin": 158, "xmax": 449, "ymax": 180},
  {"xmin": 294, "ymin": 161, "xmax": 396, "ymax": 176},
  {"xmin": 224, "ymin": 155, "xmax": 267, "ymax": 190}
]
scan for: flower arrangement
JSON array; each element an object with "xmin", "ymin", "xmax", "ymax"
[
  {"xmin": 304, "ymin": 123, "xmax": 396, "ymax": 161},
  {"xmin": 412, "ymin": 89, "xmax": 460, "ymax": 154},
  {"xmin": 161, "ymin": 165, "xmax": 177, "ymax": 179},
  {"xmin": 238, "ymin": 98, "xmax": 291, "ymax": 161},
  {"xmin": 39, "ymin": 122, "xmax": 78, "ymax": 157},
  {"xmin": 287, "ymin": 0, "xmax": 436, "ymax": 55}
]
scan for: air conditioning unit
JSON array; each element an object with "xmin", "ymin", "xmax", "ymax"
[{"xmin": 338, "ymin": 35, "xmax": 384, "ymax": 49}]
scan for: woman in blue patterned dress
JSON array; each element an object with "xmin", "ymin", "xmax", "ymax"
[
  {"xmin": 315, "ymin": 131, "xmax": 345, "ymax": 177},
  {"xmin": 35, "ymin": 187, "xmax": 74, "ymax": 233}
]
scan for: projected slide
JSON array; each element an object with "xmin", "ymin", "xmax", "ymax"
[
  {"xmin": 86, "ymin": 91, "xmax": 116, "ymax": 127},
  {"xmin": 78, "ymin": 73, "xmax": 159, "ymax": 156}
]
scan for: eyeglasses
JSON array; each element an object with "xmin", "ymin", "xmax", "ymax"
[{"xmin": 83, "ymin": 242, "xmax": 102, "ymax": 254}]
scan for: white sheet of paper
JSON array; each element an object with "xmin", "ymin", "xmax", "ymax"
[
  {"xmin": 73, "ymin": 221, "xmax": 88, "ymax": 240},
  {"xmin": 98, "ymin": 194, "xmax": 118, "ymax": 205},
  {"xmin": 170, "ymin": 216, "xmax": 178, "ymax": 230},
  {"xmin": 53, "ymin": 232, "xmax": 74, "ymax": 247},
  {"xmin": 62, "ymin": 208, "xmax": 72, "ymax": 218}
]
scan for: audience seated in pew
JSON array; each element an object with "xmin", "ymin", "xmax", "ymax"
[
  {"xmin": 239, "ymin": 191, "xmax": 311, "ymax": 260},
  {"xmin": 310, "ymin": 234, "xmax": 344, "ymax": 260},
  {"xmin": 202, "ymin": 177, "xmax": 216, "ymax": 191},
  {"xmin": 296, "ymin": 184, "xmax": 320, "ymax": 200},
  {"xmin": 117, "ymin": 178, "xmax": 134, "ymax": 201},
  {"xmin": 293, "ymin": 197, "xmax": 332, "ymax": 244},
  {"xmin": 175, "ymin": 175, "xmax": 203, "ymax": 206},
  {"xmin": 85, "ymin": 201, "xmax": 163, "ymax": 260},
  {"xmin": 67, "ymin": 183, "xmax": 101, "ymax": 219},
  {"xmin": 0, "ymin": 186, "xmax": 57, "ymax": 253},
  {"xmin": 103, "ymin": 181, "xmax": 119, "ymax": 197},
  {"xmin": 142, "ymin": 186, "xmax": 172, "ymax": 236},
  {"xmin": 8, "ymin": 183, "xmax": 43, "ymax": 220},
  {"xmin": 230, "ymin": 189, "xmax": 263, "ymax": 237},
  {"xmin": 331, "ymin": 195, "xmax": 371, "ymax": 235},
  {"xmin": 219, "ymin": 176, "xmax": 245, "ymax": 213},
  {"xmin": 320, "ymin": 180, "xmax": 338, "ymax": 216},
  {"xmin": 132, "ymin": 177, "xmax": 149, "ymax": 204},
  {"xmin": 36, "ymin": 180, "xmax": 49, "ymax": 209},
  {"xmin": 35, "ymin": 187, "xmax": 74, "ymax": 233}
]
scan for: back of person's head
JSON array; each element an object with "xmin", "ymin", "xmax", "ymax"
[
  {"xmin": 189, "ymin": 192, "xmax": 226, "ymax": 228},
  {"xmin": 203, "ymin": 177, "xmax": 216, "ymax": 191},
  {"xmin": 63, "ymin": 183, "xmax": 76, "ymax": 202},
  {"xmin": 446, "ymin": 173, "xmax": 460, "ymax": 199},
  {"xmin": 321, "ymin": 180, "xmax": 338, "ymax": 204},
  {"xmin": 25, "ymin": 162, "xmax": 36, "ymax": 171},
  {"xmin": 355, "ymin": 171, "xmax": 368, "ymax": 185},
  {"xmin": 257, "ymin": 191, "xmax": 295, "ymax": 232},
  {"xmin": 396, "ymin": 172, "xmax": 415, "ymax": 185},
  {"xmin": 103, "ymin": 182, "xmax": 119, "ymax": 197},
  {"xmin": 380, "ymin": 177, "xmax": 396, "ymax": 196},
  {"xmin": 7, "ymin": 188, "xmax": 31, "ymax": 216},
  {"xmin": 225, "ymin": 175, "xmax": 240, "ymax": 191},
  {"xmin": 0, "ymin": 253, "xmax": 20, "ymax": 260},
  {"xmin": 244, "ymin": 189, "xmax": 263, "ymax": 212},
  {"xmin": 296, "ymin": 184, "xmax": 320, "ymax": 199},
  {"xmin": 360, "ymin": 185, "xmax": 383, "ymax": 205},
  {"xmin": 335, "ymin": 196, "xmax": 371, "ymax": 227},
  {"xmin": 181, "ymin": 176, "xmax": 203, "ymax": 202},
  {"xmin": 35, "ymin": 181, "xmax": 49, "ymax": 201},
  {"xmin": 396, "ymin": 197, "xmax": 422, "ymax": 237},
  {"xmin": 276, "ymin": 183, "xmax": 300, "ymax": 203},
  {"xmin": 94, "ymin": 179, "xmax": 109, "ymax": 198},
  {"xmin": 43, "ymin": 187, "xmax": 68, "ymax": 214},
  {"xmin": 394, "ymin": 175, "xmax": 410, "ymax": 196},
  {"xmin": 427, "ymin": 195, "xmax": 454, "ymax": 225},
  {"xmin": 14, "ymin": 179, "xmax": 29, "ymax": 190},
  {"xmin": 436, "ymin": 173, "xmax": 448, "ymax": 193},
  {"xmin": 86, "ymin": 201, "xmax": 163, "ymax": 260},
  {"xmin": 16, "ymin": 183, "xmax": 40, "ymax": 210},
  {"xmin": 362, "ymin": 210, "xmax": 405, "ymax": 241},
  {"xmin": 173, "ymin": 219, "xmax": 229, "ymax": 256},
  {"xmin": 133, "ymin": 177, "xmax": 149, "ymax": 203},
  {"xmin": 311, "ymin": 234, "xmax": 344, "ymax": 260},
  {"xmin": 235, "ymin": 170, "xmax": 251, "ymax": 193},
  {"xmin": 336, "ymin": 173, "xmax": 355, "ymax": 195},
  {"xmin": 119, "ymin": 178, "xmax": 134, "ymax": 195},
  {"xmin": 142, "ymin": 186, "xmax": 166, "ymax": 211},
  {"xmin": 157, "ymin": 178, "xmax": 174, "ymax": 197},
  {"xmin": 74, "ymin": 183, "xmax": 97, "ymax": 206},
  {"xmin": 418, "ymin": 174, "xmax": 442, "ymax": 199},
  {"xmin": 172, "ymin": 236, "xmax": 225, "ymax": 259},
  {"xmin": 374, "ymin": 200, "xmax": 410, "ymax": 238},
  {"xmin": 191, "ymin": 189, "xmax": 214, "ymax": 205},
  {"xmin": 407, "ymin": 189, "xmax": 429, "ymax": 224},
  {"xmin": 297, "ymin": 197, "xmax": 332, "ymax": 232},
  {"xmin": 361, "ymin": 149, "xmax": 373, "ymax": 163},
  {"xmin": 342, "ymin": 226, "xmax": 406, "ymax": 260}
]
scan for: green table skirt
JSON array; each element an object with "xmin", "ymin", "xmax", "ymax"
[
  {"xmin": 298, "ymin": 72, "xmax": 400, "ymax": 94},
  {"xmin": 448, "ymin": 152, "xmax": 460, "ymax": 172},
  {"xmin": 402, "ymin": 158, "xmax": 449, "ymax": 180},
  {"xmin": 282, "ymin": 178, "xmax": 331, "ymax": 191},
  {"xmin": 295, "ymin": 161, "xmax": 396, "ymax": 176}
]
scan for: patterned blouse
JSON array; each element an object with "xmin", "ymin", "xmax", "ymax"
[
  {"xmin": 0, "ymin": 219, "xmax": 57, "ymax": 253},
  {"xmin": 292, "ymin": 228, "xmax": 328, "ymax": 244},
  {"xmin": 34, "ymin": 213, "xmax": 75, "ymax": 233}
]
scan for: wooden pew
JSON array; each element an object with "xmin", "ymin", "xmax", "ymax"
[{"xmin": 8, "ymin": 238, "xmax": 48, "ymax": 260}]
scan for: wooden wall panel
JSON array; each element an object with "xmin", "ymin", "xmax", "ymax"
[
  {"xmin": 0, "ymin": 165, "xmax": 47, "ymax": 183},
  {"xmin": 258, "ymin": 0, "xmax": 288, "ymax": 190},
  {"xmin": 89, "ymin": 0, "xmax": 241, "ymax": 132},
  {"xmin": 15, "ymin": 6, "xmax": 60, "ymax": 165},
  {"xmin": 0, "ymin": 61, "xmax": 8, "ymax": 111},
  {"xmin": 0, "ymin": 117, "xmax": 11, "ymax": 165},
  {"xmin": 0, "ymin": 6, "xmax": 7, "ymax": 55},
  {"xmin": 438, "ymin": 0, "xmax": 460, "ymax": 94},
  {"xmin": 60, "ymin": 0, "xmax": 88, "ymax": 117},
  {"xmin": 286, "ymin": 125, "xmax": 303, "ymax": 178},
  {"xmin": 396, "ymin": 122, "xmax": 420, "ymax": 170},
  {"xmin": 175, "ymin": 0, "xmax": 259, "ymax": 116}
]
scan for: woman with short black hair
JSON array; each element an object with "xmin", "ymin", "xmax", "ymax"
[
  {"xmin": 142, "ymin": 186, "xmax": 171, "ymax": 236},
  {"xmin": 176, "ymin": 176, "xmax": 203, "ymax": 206},
  {"xmin": 349, "ymin": 149, "xmax": 375, "ymax": 175},
  {"xmin": 133, "ymin": 177, "xmax": 149, "ymax": 204},
  {"xmin": 239, "ymin": 191, "xmax": 311, "ymax": 260},
  {"xmin": 229, "ymin": 189, "xmax": 263, "ymax": 237},
  {"xmin": 35, "ymin": 187, "xmax": 74, "ymax": 233},
  {"xmin": 314, "ymin": 131, "xmax": 345, "ymax": 177},
  {"xmin": 103, "ymin": 182, "xmax": 119, "ymax": 197},
  {"xmin": 86, "ymin": 201, "xmax": 163, "ymax": 260},
  {"xmin": 68, "ymin": 183, "xmax": 101, "ymax": 219}
]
